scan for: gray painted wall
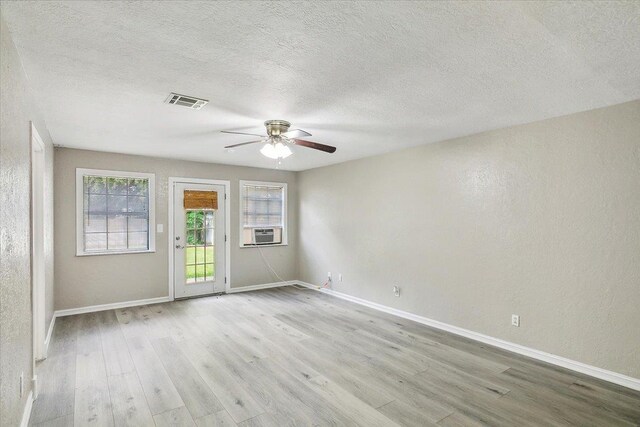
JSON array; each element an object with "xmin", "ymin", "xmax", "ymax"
[
  {"xmin": 298, "ymin": 100, "xmax": 640, "ymax": 378},
  {"xmin": 54, "ymin": 148, "xmax": 298, "ymax": 310},
  {"xmin": 1, "ymin": 13, "xmax": 55, "ymax": 426}
]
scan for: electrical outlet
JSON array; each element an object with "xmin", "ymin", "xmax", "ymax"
[
  {"xmin": 511, "ymin": 314, "xmax": 520, "ymax": 327},
  {"xmin": 327, "ymin": 272, "xmax": 331, "ymax": 281},
  {"xmin": 393, "ymin": 286, "xmax": 400, "ymax": 297},
  {"xmin": 19, "ymin": 372, "xmax": 24, "ymax": 398},
  {"xmin": 338, "ymin": 273, "xmax": 343, "ymax": 282}
]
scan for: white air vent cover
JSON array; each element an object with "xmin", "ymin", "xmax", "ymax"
[{"xmin": 164, "ymin": 93, "xmax": 208, "ymax": 110}]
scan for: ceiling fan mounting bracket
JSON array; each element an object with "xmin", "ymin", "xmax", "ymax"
[{"xmin": 264, "ymin": 120, "xmax": 291, "ymax": 136}]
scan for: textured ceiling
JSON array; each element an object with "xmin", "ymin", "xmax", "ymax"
[{"xmin": 2, "ymin": 1, "xmax": 639, "ymax": 171}]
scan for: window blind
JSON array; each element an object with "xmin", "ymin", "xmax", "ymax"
[
  {"xmin": 242, "ymin": 184, "xmax": 284, "ymax": 227},
  {"xmin": 83, "ymin": 175, "xmax": 149, "ymax": 252}
]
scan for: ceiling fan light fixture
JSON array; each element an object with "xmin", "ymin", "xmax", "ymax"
[
  {"xmin": 276, "ymin": 142, "xmax": 292, "ymax": 158},
  {"xmin": 260, "ymin": 142, "xmax": 277, "ymax": 159},
  {"xmin": 260, "ymin": 140, "xmax": 292, "ymax": 159}
]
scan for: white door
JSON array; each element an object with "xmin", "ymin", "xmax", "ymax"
[{"xmin": 173, "ymin": 182, "xmax": 226, "ymax": 298}]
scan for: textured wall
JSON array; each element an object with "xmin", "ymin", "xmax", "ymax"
[
  {"xmin": 54, "ymin": 148, "xmax": 298, "ymax": 310},
  {"xmin": 298, "ymin": 100, "xmax": 640, "ymax": 378},
  {"xmin": 1, "ymin": 13, "xmax": 55, "ymax": 426}
]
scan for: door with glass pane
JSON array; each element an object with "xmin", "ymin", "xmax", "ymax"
[{"xmin": 173, "ymin": 182, "xmax": 226, "ymax": 298}]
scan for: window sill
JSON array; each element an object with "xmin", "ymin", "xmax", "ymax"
[
  {"xmin": 76, "ymin": 249, "xmax": 156, "ymax": 257},
  {"xmin": 240, "ymin": 243, "xmax": 288, "ymax": 248}
]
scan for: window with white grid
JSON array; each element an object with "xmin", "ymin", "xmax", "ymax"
[{"xmin": 76, "ymin": 169, "xmax": 156, "ymax": 255}]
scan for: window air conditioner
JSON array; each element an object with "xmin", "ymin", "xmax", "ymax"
[{"xmin": 252, "ymin": 228, "xmax": 280, "ymax": 245}]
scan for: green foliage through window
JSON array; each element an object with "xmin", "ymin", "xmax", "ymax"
[{"xmin": 187, "ymin": 211, "xmax": 205, "ymax": 244}]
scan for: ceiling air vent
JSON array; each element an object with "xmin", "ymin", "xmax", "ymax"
[{"xmin": 164, "ymin": 93, "xmax": 208, "ymax": 110}]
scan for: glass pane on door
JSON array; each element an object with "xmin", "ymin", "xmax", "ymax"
[{"xmin": 185, "ymin": 210, "xmax": 215, "ymax": 283}]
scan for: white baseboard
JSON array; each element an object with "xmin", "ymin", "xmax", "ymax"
[
  {"xmin": 20, "ymin": 390, "xmax": 33, "ymax": 427},
  {"xmin": 295, "ymin": 281, "xmax": 640, "ymax": 392},
  {"xmin": 226, "ymin": 281, "xmax": 297, "ymax": 294},
  {"xmin": 54, "ymin": 296, "xmax": 171, "ymax": 317},
  {"xmin": 53, "ymin": 282, "xmax": 295, "ymax": 317},
  {"xmin": 43, "ymin": 316, "xmax": 55, "ymax": 358}
]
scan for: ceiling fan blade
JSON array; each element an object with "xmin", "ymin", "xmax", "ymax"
[
  {"xmin": 283, "ymin": 128, "xmax": 312, "ymax": 138},
  {"xmin": 224, "ymin": 140, "xmax": 263, "ymax": 149},
  {"xmin": 292, "ymin": 139, "xmax": 336, "ymax": 153},
  {"xmin": 221, "ymin": 130, "xmax": 266, "ymax": 137}
]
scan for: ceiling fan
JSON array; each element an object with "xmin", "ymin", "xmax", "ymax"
[{"xmin": 222, "ymin": 120, "xmax": 336, "ymax": 160}]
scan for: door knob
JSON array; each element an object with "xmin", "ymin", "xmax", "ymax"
[{"xmin": 175, "ymin": 245, "xmax": 185, "ymax": 249}]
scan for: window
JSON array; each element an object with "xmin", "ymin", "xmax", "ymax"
[
  {"xmin": 76, "ymin": 168, "xmax": 155, "ymax": 255},
  {"xmin": 240, "ymin": 180, "xmax": 287, "ymax": 246}
]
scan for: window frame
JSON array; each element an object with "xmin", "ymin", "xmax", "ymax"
[
  {"xmin": 239, "ymin": 180, "xmax": 288, "ymax": 248},
  {"xmin": 75, "ymin": 168, "xmax": 156, "ymax": 256}
]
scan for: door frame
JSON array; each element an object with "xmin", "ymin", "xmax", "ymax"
[
  {"xmin": 31, "ymin": 122, "xmax": 46, "ymax": 365},
  {"xmin": 168, "ymin": 177, "xmax": 231, "ymax": 300}
]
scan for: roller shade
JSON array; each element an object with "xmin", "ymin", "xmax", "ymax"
[{"xmin": 184, "ymin": 190, "xmax": 218, "ymax": 210}]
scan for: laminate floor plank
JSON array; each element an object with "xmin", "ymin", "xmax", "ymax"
[
  {"xmin": 107, "ymin": 371, "xmax": 155, "ymax": 427},
  {"xmin": 152, "ymin": 337, "xmax": 225, "ymax": 420},
  {"xmin": 30, "ymin": 286, "xmax": 640, "ymax": 427},
  {"xmin": 303, "ymin": 374, "xmax": 399, "ymax": 426},
  {"xmin": 74, "ymin": 350, "xmax": 113, "ymax": 426},
  {"xmin": 437, "ymin": 412, "xmax": 487, "ymax": 427},
  {"xmin": 500, "ymin": 388, "xmax": 634, "ymax": 426},
  {"xmin": 31, "ymin": 414, "xmax": 74, "ymax": 427},
  {"xmin": 235, "ymin": 413, "xmax": 279, "ymax": 427},
  {"xmin": 196, "ymin": 319, "xmax": 269, "ymax": 364},
  {"xmin": 293, "ymin": 339, "xmax": 455, "ymax": 421},
  {"xmin": 154, "ymin": 406, "xmax": 196, "ymax": 427},
  {"xmin": 180, "ymin": 338, "xmax": 264, "ymax": 423},
  {"xmin": 245, "ymin": 356, "xmax": 356, "ymax": 426},
  {"xmin": 97, "ymin": 310, "xmax": 136, "ymax": 377},
  {"xmin": 74, "ymin": 380, "xmax": 113, "ymax": 427},
  {"xmin": 195, "ymin": 410, "xmax": 237, "ymax": 427},
  {"xmin": 75, "ymin": 313, "xmax": 103, "ymax": 354},
  {"xmin": 377, "ymin": 399, "xmax": 441, "ymax": 426},
  {"xmin": 125, "ymin": 335, "xmax": 184, "ymax": 415},
  {"xmin": 568, "ymin": 380, "xmax": 640, "ymax": 420},
  {"xmin": 139, "ymin": 304, "xmax": 189, "ymax": 342},
  {"xmin": 199, "ymin": 335, "xmax": 350, "ymax": 426},
  {"xmin": 114, "ymin": 306, "xmax": 149, "ymax": 339},
  {"xmin": 271, "ymin": 335, "xmax": 397, "ymax": 409},
  {"xmin": 353, "ymin": 325, "xmax": 510, "ymax": 377},
  {"xmin": 496, "ymin": 369, "xmax": 638, "ymax": 426}
]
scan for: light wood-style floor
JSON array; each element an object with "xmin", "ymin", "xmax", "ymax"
[{"xmin": 30, "ymin": 286, "xmax": 639, "ymax": 426}]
